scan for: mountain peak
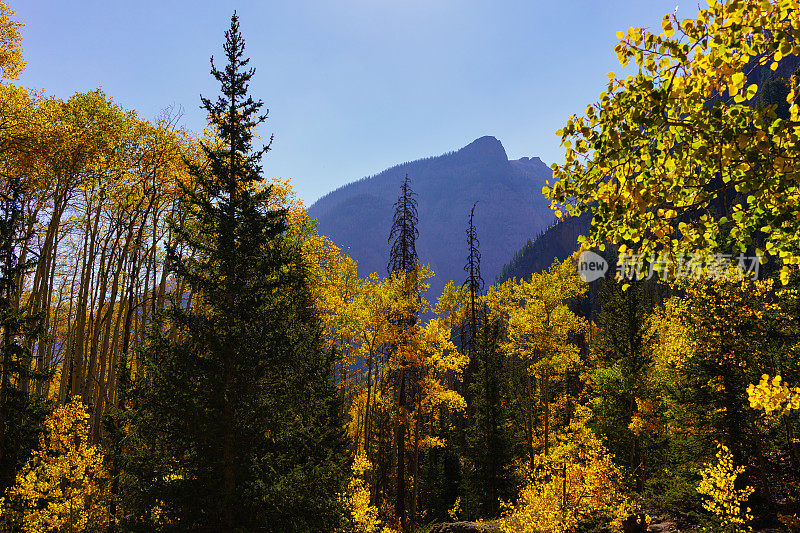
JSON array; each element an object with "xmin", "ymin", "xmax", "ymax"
[
  {"xmin": 458, "ymin": 136, "xmax": 508, "ymax": 162},
  {"xmin": 517, "ymin": 155, "xmax": 546, "ymax": 165},
  {"xmin": 513, "ymin": 155, "xmax": 549, "ymax": 169},
  {"xmin": 309, "ymin": 137, "xmax": 554, "ymax": 302}
]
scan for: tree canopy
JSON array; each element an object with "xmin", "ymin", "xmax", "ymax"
[{"xmin": 546, "ymin": 0, "xmax": 800, "ymax": 282}]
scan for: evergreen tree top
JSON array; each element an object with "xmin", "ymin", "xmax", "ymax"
[
  {"xmin": 464, "ymin": 201, "xmax": 484, "ymax": 296},
  {"xmin": 199, "ymin": 11, "xmax": 273, "ymax": 193},
  {"xmin": 388, "ymin": 173, "xmax": 419, "ymax": 275}
]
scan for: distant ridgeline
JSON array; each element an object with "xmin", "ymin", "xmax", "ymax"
[{"xmin": 308, "ymin": 136, "xmax": 555, "ymax": 299}]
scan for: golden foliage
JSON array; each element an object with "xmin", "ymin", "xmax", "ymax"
[
  {"xmin": 498, "ymin": 406, "xmax": 629, "ymax": 533},
  {"xmin": 747, "ymin": 374, "xmax": 800, "ymax": 415},
  {"xmin": 340, "ymin": 452, "xmax": 393, "ymax": 533},
  {"xmin": 494, "ymin": 259, "xmax": 587, "ymax": 375},
  {"xmin": 0, "ymin": 1, "xmax": 23, "ymax": 80},
  {"xmin": 0, "ymin": 397, "xmax": 109, "ymax": 533},
  {"xmin": 645, "ymin": 296, "xmax": 694, "ymax": 369},
  {"xmin": 547, "ymin": 0, "xmax": 800, "ymax": 282},
  {"xmin": 697, "ymin": 444, "xmax": 754, "ymax": 532},
  {"xmin": 642, "ymin": 273, "xmax": 781, "ymax": 440}
]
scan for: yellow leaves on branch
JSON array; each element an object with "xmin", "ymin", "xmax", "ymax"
[
  {"xmin": 653, "ymin": 273, "xmax": 775, "ymax": 370},
  {"xmin": 747, "ymin": 374, "xmax": 800, "ymax": 415},
  {"xmin": 420, "ymin": 377, "xmax": 466, "ymax": 414},
  {"xmin": 498, "ymin": 259, "xmax": 587, "ymax": 375},
  {"xmin": 697, "ymin": 443, "xmax": 754, "ymax": 532},
  {"xmin": 0, "ymin": 397, "xmax": 109, "ymax": 533},
  {"xmin": 340, "ymin": 453, "xmax": 394, "ymax": 533},
  {"xmin": 309, "ymin": 242, "xmax": 467, "ymax": 453},
  {"xmin": 645, "ymin": 296, "xmax": 694, "ymax": 368},
  {"xmin": 549, "ymin": 0, "xmax": 800, "ymax": 281},
  {"xmin": 250, "ymin": 176, "xmax": 307, "ymax": 230},
  {"xmin": 497, "ymin": 406, "xmax": 630, "ymax": 533},
  {"xmin": 0, "ymin": 1, "xmax": 24, "ymax": 80},
  {"xmin": 1, "ymin": 84, "xmax": 194, "ymax": 230}
]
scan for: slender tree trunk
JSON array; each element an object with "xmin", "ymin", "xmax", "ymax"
[
  {"xmin": 364, "ymin": 348, "xmax": 374, "ymax": 454},
  {"xmin": 396, "ymin": 368, "xmax": 407, "ymax": 533},
  {"xmin": 58, "ymin": 255, "xmax": 81, "ymax": 403},
  {"xmin": 784, "ymin": 413, "xmax": 800, "ymax": 475},
  {"xmin": 411, "ymin": 382, "xmax": 420, "ymax": 528},
  {"xmin": 543, "ymin": 371, "xmax": 550, "ymax": 457},
  {"xmin": 522, "ymin": 370, "xmax": 532, "ymax": 471},
  {"xmin": 73, "ymin": 193, "xmax": 104, "ymax": 400},
  {"xmin": 83, "ymin": 234, "xmax": 113, "ymax": 402}
]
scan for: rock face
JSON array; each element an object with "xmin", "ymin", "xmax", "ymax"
[
  {"xmin": 308, "ymin": 136, "xmax": 554, "ymax": 300},
  {"xmin": 427, "ymin": 522, "xmax": 503, "ymax": 533},
  {"xmin": 622, "ymin": 513, "xmax": 649, "ymax": 533}
]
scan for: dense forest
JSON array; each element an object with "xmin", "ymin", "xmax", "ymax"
[{"xmin": 2, "ymin": 2, "xmax": 800, "ymax": 533}]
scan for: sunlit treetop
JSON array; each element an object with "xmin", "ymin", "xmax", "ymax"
[{"xmin": 546, "ymin": 0, "xmax": 800, "ymax": 282}]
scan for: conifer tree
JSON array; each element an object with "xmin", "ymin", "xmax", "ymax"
[
  {"xmin": 0, "ymin": 172, "xmax": 48, "ymax": 493},
  {"xmin": 122, "ymin": 13, "xmax": 347, "ymax": 531},
  {"xmin": 463, "ymin": 314, "xmax": 514, "ymax": 519},
  {"xmin": 387, "ymin": 174, "xmax": 419, "ymax": 532},
  {"xmin": 591, "ymin": 277, "xmax": 656, "ymax": 491},
  {"xmin": 463, "ymin": 202, "xmax": 483, "ymax": 353},
  {"xmin": 460, "ymin": 202, "xmax": 512, "ymax": 518},
  {"xmin": 388, "ymin": 174, "xmax": 419, "ymax": 280}
]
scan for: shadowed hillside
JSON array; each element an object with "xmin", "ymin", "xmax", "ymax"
[
  {"xmin": 498, "ymin": 211, "xmax": 592, "ymax": 283},
  {"xmin": 308, "ymin": 136, "xmax": 555, "ymax": 298}
]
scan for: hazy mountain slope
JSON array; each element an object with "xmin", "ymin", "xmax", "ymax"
[
  {"xmin": 308, "ymin": 136, "xmax": 555, "ymax": 299},
  {"xmin": 498, "ymin": 211, "xmax": 592, "ymax": 283}
]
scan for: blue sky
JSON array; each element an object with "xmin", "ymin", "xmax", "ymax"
[{"xmin": 15, "ymin": 0, "xmax": 684, "ymax": 206}]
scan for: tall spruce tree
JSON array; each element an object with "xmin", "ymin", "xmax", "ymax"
[
  {"xmin": 463, "ymin": 202, "xmax": 483, "ymax": 353},
  {"xmin": 121, "ymin": 13, "xmax": 347, "ymax": 532},
  {"xmin": 591, "ymin": 277, "xmax": 654, "ymax": 491},
  {"xmin": 463, "ymin": 316, "xmax": 513, "ymax": 519},
  {"xmin": 387, "ymin": 174, "xmax": 419, "ymax": 280},
  {"xmin": 460, "ymin": 203, "xmax": 512, "ymax": 519},
  {"xmin": 387, "ymin": 174, "xmax": 419, "ymax": 533}
]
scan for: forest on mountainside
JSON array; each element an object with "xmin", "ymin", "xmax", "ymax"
[
  {"xmin": 308, "ymin": 136, "xmax": 554, "ymax": 301},
  {"xmin": 2, "ymin": 1, "xmax": 800, "ymax": 533}
]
